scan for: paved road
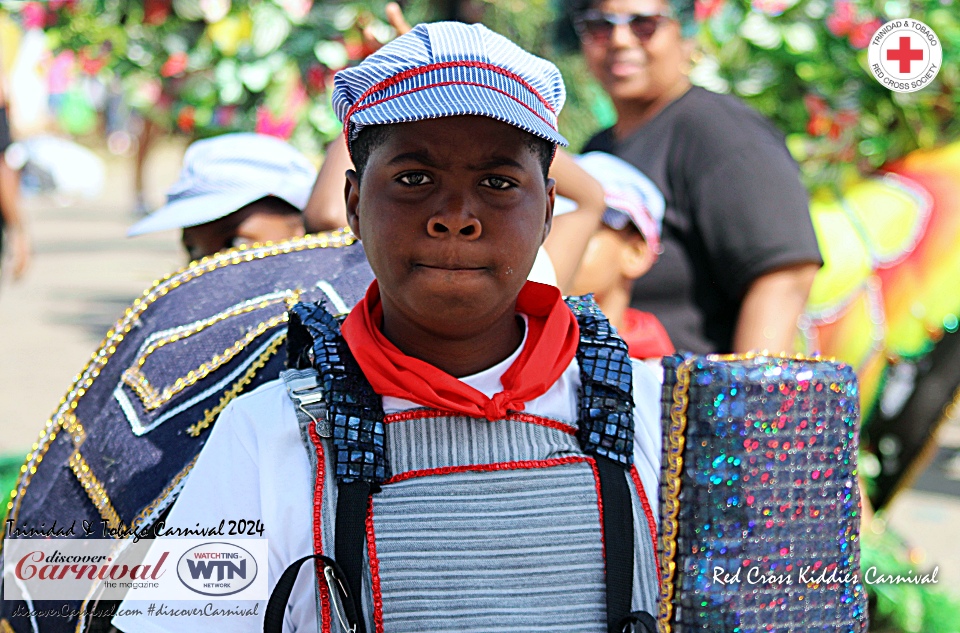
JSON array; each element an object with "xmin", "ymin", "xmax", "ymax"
[{"xmin": 1, "ymin": 137, "xmax": 958, "ymax": 597}]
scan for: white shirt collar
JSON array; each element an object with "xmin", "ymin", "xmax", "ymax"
[{"xmin": 381, "ymin": 315, "xmax": 529, "ymax": 413}]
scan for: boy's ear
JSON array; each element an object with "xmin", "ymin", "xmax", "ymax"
[
  {"xmin": 542, "ymin": 177, "xmax": 556, "ymax": 243},
  {"xmin": 345, "ymin": 169, "xmax": 361, "ymax": 238},
  {"xmin": 621, "ymin": 235, "xmax": 657, "ymax": 280}
]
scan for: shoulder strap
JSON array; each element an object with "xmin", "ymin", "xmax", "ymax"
[
  {"xmin": 288, "ymin": 301, "xmax": 388, "ymax": 486},
  {"xmin": 567, "ymin": 294, "xmax": 635, "ymax": 467},
  {"xmin": 567, "ymin": 294, "xmax": 639, "ymax": 632},
  {"xmin": 264, "ymin": 553, "xmax": 360, "ymax": 633}
]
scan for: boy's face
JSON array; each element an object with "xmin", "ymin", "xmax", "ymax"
[
  {"xmin": 181, "ymin": 197, "xmax": 305, "ymax": 261},
  {"xmin": 569, "ymin": 225, "xmax": 652, "ymax": 301},
  {"xmin": 346, "ymin": 116, "xmax": 555, "ymax": 342}
]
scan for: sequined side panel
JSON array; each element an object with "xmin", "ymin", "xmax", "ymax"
[{"xmin": 659, "ymin": 355, "xmax": 868, "ymax": 632}]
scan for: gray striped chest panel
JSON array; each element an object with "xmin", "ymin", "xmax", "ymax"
[{"xmin": 366, "ymin": 413, "xmax": 606, "ymax": 633}]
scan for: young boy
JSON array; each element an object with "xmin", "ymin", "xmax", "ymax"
[
  {"xmin": 566, "ymin": 152, "xmax": 675, "ymax": 360},
  {"xmin": 114, "ymin": 22, "xmax": 661, "ymax": 633},
  {"xmin": 128, "ymin": 133, "xmax": 315, "ymax": 261}
]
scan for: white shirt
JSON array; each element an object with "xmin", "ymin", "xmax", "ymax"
[{"xmin": 114, "ymin": 346, "xmax": 662, "ymax": 633}]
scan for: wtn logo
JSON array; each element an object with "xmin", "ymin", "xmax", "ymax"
[
  {"xmin": 177, "ymin": 543, "xmax": 258, "ymax": 597},
  {"xmin": 185, "ymin": 558, "xmax": 247, "ymax": 581}
]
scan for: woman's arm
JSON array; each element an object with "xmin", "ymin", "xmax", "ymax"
[{"xmin": 731, "ymin": 262, "xmax": 820, "ymax": 354}]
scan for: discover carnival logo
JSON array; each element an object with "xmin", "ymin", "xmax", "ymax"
[
  {"xmin": 3, "ymin": 538, "xmax": 268, "ymax": 601},
  {"xmin": 176, "ymin": 542, "xmax": 259, "ymax": 597},
  {"xmin": 868, "ymin": 18, "xmax": 942, "ymax": 93}
]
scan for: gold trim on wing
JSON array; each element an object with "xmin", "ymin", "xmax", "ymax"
[
  {"xmin": 130, "ymin": 454, "xmax": 200, "ymax": 532},
  {"xmin": 122, "ymin": 307, "xmax": 292, "ymax": 411},
  {"xmin": 69, "ymin": 452, "xmax": 122, "ymax": 532},
  {"xmin": 61, "ymin": 413, "xmax": 122, "ymax": 532},
  {"xmin": 187, "ymin": 332, "xmax": 287, "ymax": 437},
  {"xmin": 5, "ymin": 230, "xmax": 356, "ymax": 528},
  {"xmin": 657, "ymin": 358, "xmax": 692, "ymax": 633}
]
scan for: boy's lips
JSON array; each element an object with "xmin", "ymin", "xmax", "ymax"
[{"xmin": 416, "ymin": 263, "xmax": 487, "ymax": 272}]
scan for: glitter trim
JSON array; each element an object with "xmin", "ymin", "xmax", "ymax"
[
  {"xmin": 308, "ymin": 413, "xmax": 332, "ymax": 633},
  {"xmin": 5, "ymin": 230, "xmax": 356, "ymax": 538},
  {"xmin": 588, "ymin": 457, "xmax": 605, "ymax": 567},
  {"xmin": 187, "ymin": 332, "xmax": 287, "ymax": 437},
  {"xmin": 384, "ymin": 456, "xmax": 588, "ymax": 485},
  {"xmin": 383, "ymin": 409, "xmax": 577, "ymax": 435},
  {"xmin": 657, "ymin": 357, "xmax": 692, "ymax": 633},
  {"xmin": 69, "ymin": 451, "xmax": 122, "ymax": 531},
  {"xmin": 122, "ymin": 309, "xmax": 291, "ymax": 411},
  {"xmin": 630, "ymin": 464, "xmax": 660, "ymax": 586},
  {"xmin": 366, "ymin": 496, "xmax": 385, "ymax": 633},
  {"xmin": 130, "ymin": 454, "xmax": 198, "ymax": 531}
]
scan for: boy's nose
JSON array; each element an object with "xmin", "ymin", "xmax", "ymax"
[{"xmin": 426, "ymin": 207, "xmax": 483, "ymax": 240}]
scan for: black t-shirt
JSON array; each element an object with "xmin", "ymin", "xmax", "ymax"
[{"xmin": 583, "ymin": 86, "xmax": 822, "ymax": 353}]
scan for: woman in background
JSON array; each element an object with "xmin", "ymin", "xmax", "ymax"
[{"xmin": 565, "ymin": 0, "xmax": 821, "ymax": 354}]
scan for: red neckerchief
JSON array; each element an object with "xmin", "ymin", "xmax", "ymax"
[
  {"xmin": 341, "ymin": 280, "xmax": 579, "ymax": 421},
  {"xmin": 620, "ymin": 308, "xmax": 675, "ymax": 359}
]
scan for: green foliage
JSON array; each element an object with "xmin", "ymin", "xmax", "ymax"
[
  {"xmin": 13, "ymin": 0, "xmax": 956, "ymax": 176},
  {"xmin": 692, "ymin": 0, "xmax": 960, "ymax": 190},
  {"xmin": 9, "ymin": 0, "xmax": 400, "ymax": 154}
]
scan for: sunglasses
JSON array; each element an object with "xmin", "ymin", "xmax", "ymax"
[{"xmin": 574, "ymin": 10, "xmax": 674, "ymax": 44}]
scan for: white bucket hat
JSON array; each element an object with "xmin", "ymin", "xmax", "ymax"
[{"xmin": 128, "ymin": 133, "xmax": 317, "ymax": 236}]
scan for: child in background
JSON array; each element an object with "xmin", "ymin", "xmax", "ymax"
[{"xmin": 566, "ymin": 152, "xmax": 674, "ymax": 360}]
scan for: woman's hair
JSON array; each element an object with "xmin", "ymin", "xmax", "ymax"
[{"xmin": 554, "ymin": 0, "xmax": 697, "ymax": 52}]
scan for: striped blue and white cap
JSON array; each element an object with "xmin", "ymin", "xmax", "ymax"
[
  {"xmin": 332, "ymin": 21, "xmax": 568, "ymax": 151},
  {"xmin": 128, "ymin": 133, "xmax": 317, "ymax": 236}
]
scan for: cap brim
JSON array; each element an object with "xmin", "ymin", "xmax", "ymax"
[
  {"xmin": 349, "ymin": 84, "xmax": 568, "ymax": 148},
  {"xmin": 128, "ymin": 190, "xmax": 301, "ymax": 237}
]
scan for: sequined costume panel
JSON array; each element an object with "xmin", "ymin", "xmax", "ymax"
[{"xmin": 658, "ymin": 355, "xmax": 868, "ymax": 632}]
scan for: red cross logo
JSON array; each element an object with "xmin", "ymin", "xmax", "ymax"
[{"xmin": 886, "ymin": 36, "xmax": 924, "ymax": 74}]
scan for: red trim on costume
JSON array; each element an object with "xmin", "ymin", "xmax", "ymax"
[
  {"xmin": 383, "ymin": 408, "xmax": 460, "ymax": 423},
  {"xmin": 506, "ymin": 412, "xmax": 577, "ymax": 435},
  {"xmin": 630, "ymin": 464, "xmax": 660, "ymax": 586},
  {"xmin": 384, "ymin": 455, "xmax": 588, "ymax": 485},
  {"xmin": 587, "ymin": 457, "xmax": 606, "ymax": 568},
  {"xmin": 383, "ymin": 409, "xmax": 577, "ymax": 435},
  {"xmin": 366, "ymin": 496, "xmax": 385, "ymax": 633},
  {"xmin": 307, "ymin": 422, "xmax": 332, "ymax": 632},
  {"xmin": 347, "ymin": 80, "xmax": 557, "ymax": 134}
]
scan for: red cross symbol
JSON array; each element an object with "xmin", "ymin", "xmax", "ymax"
[{"xmin": 887, "ymin": 36, "xmax": 924, "ymax": 74}]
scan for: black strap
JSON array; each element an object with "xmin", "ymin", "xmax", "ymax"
[
  {"xmin": 596, "ymin": 455, "xmax": 635, "ymax": 633},
  {"xmin": 264, "ymin": 553, "xmax": 358, "ymax": 633},
  {"xmin": 617, "ymin": 610, "xmax": 657, "ymax": 633},
  {"xmin": 335, "ymin": 480, "xmax": 372, "ymax": 633},
  {"xmin": 285, "ymin": 308, "xmax": 315, "ymax": 370}
]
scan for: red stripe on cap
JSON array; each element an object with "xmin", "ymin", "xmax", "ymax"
[
  {"xmin": 347, "ymin": 79, "xmax": 557, "ymax": 136},
  {"xmin": 343, "ymin": 60, "xmax": 558, "ymax": 152}
]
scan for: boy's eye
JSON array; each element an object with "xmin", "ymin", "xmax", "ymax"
[
  {"xmin": 481, "ymin": 176, "xmax": 514, "ymax": 190},
  {"xmin": 397, "ymin": 172, "xmax": 432, "ymax": 186}
]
